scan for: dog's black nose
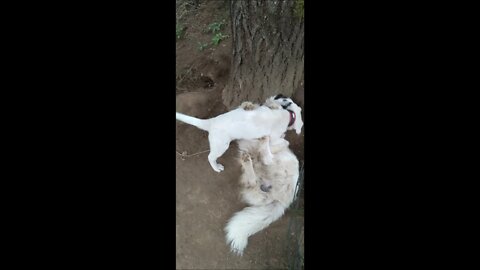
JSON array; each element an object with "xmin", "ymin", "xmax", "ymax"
[{"xmin": 260, "ymin": 184, "xmax": 272, "ymax": 192}]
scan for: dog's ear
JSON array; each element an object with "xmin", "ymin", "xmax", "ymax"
[{"xmin": 274, "ymin": 94, "xmax": 286, "ymax": 100}]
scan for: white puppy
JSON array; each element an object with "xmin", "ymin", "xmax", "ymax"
[
  {"xmin": 176, "ymin": 95, "xmax": 303, "ymax": 172},
  {"xmin": 224, "ymin": 136, "xmax": 300, "ymax": 255}
]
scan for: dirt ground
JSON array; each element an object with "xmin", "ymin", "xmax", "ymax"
[{"xmin": 176, "ymin": 1, "xmax": 304, "ymax": 269}]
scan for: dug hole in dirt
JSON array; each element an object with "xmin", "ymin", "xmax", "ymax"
[{"xmin": 176, "ymin": 1, "xmax": 304, "ymax": 269}]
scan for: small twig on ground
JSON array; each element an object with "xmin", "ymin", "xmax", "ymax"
[
  {"xmin": 177, "ymin": 63, "xmax": 197, "ymax": 84},
  {"xmin": 176, "ymin": 86, "xmax": 190, "ymax": 92},
  {"xmin": 176, "ymin": 149, "xmax": 210, "ymax": 160}
]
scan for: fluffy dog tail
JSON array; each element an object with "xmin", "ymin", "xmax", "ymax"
[
  {"xmin": 176, "ymin": 112, "xmax": 210, "ymax": 131},
  {"xmin": 225, "ymin": 201, "xmax": 286, "ymax": 255}
]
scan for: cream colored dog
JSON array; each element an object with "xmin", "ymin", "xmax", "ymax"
[
  {"xmin": 224, "ymin": 136, "xmax": 300, "ymax": 255},
  {"xmin": 176, "ymin": 95, "xmax": 303, "ymax": 172}
]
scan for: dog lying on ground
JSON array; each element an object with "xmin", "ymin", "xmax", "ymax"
[
  {"xmin": 224, "ymin": 136, "xmax": 300, "ymax": 255},
  {"xmin": 175, "ymin": 95, "xmax": 303, "ymax": 172}
]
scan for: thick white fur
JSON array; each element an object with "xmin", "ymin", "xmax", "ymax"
[
  {"xmin": 224, "ymin": 137, "xmax": 299, "ymax": 255},
  {"xmin": 176, "ymin": 96, "xmax": 303, "ymax": 172}
]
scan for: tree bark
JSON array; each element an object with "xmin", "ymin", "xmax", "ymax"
[{"xmin": 223, "ymin": 0, "xmax": 304, "ymax": 109}]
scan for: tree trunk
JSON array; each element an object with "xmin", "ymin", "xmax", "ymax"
[{"xmin": 223, "ymin": 0, "xmax": 304, "ymax": 109}]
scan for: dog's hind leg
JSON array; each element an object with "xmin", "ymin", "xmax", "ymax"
[{"xmin": 208, "ymin": 134, "xmax": 230, "ymax": 172}]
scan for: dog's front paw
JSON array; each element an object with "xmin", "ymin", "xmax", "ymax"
[
  {"xmin": 239, "ymin": 101, "xmax": 258, "ymax": 111},
  {"xmin": 240, "ymin": 151, "xmax": 251, "ymax": 163},
  {"xmin": 216, "ymin": 163, "xmax": 224, "ymax": 172},
  {"xmin": 211, "ymin": 163, "xmax": 225, "ymax": 173}
]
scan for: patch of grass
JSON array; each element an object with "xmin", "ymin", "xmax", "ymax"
[
  {"xmin": 208, "ymin": 20, "xmax": 225, "ymax": 34},
  {"xmin": 202, "ymin": 19, "xmax": 229, "ymax": 47},
  {"xmin": 197, "ymin": 42, "xmax": 209, "ymax": 51},
  {"xmin": 205, "ymin": 19, "xmax": 226, "ymax": 34},
  {"xmin": 176, "ymin": 24, "xmax": 186, "ymax": 40},
  {"xmin": 211, "ymin": 32, "xmax": 228, "ymax": 46}
]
